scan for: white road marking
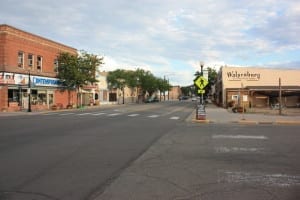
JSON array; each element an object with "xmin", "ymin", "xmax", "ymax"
[
  {"xmin": 60, "ymin": 113, "xmax": 75, "ymax": 116},
  {"xmin": 128, "ymin": 114, "xmax": 140, "ymax": 117},
  {"xmin": 108, "ymin": 113, "xmax": 121, "ymax": 116},
  {"xmin": 219, "ymin": 171, "xmax": 300, "ymax": 187},
  {"xmin": 215, "ymin": 147, "xmax": 264, "ymax": 153},
  {"xmin": 44, "ymin": 113, "xmax": 59, "ymax": 115},
  {"xmin": 148, "ymin": 115, "xmax": 159, "ymax": 118},
  {"xmin": 212, "ymin": 135, "xmax": 268, "ymax": 140},
  {"xmin": 78, "ymin": 113, "xmax": 92, "ymax": 116},
  {"xmin": 91, "ymin": 112, "xmax": 106, "ymax": 116},
  {"xmin": 170, "ymin": 116, "xmax": 180, "ymax": 120}
]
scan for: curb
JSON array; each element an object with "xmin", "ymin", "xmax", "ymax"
[
  {"xmin": 275, "ymin": 121, "xmax": 300, "ymax": 125},
  {"xmin": 192, "ymin": 119, "xmax": 211, "ymax": 123}
]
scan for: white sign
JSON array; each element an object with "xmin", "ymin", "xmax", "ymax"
[{"xmin": 243, "ymin": 95, "xmax": 248, "ymax": 102}]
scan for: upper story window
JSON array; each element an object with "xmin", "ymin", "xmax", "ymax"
[
  {"xmin": 37, "ymin": 56, "xmax": 43, "ymax": 71},
  {"xmin": 28, "ymin": 54, "xmax": 34, "ymax": 68},
  {"xmin": 54, "ymin": 58, "xmax": 58, "ymax": 73},
  {"xmin": 18, "ymin": 51, "xmax": 24, "ymax": 68}
]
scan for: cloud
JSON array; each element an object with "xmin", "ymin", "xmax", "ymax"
[{"xmin": 1, "ymin": 0, "xmax": 299, "ymax": 86}]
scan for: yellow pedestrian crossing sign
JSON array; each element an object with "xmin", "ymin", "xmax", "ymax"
[{"xmin": 194, "ymin": 76, "xmax": 208, "ymax": 90}]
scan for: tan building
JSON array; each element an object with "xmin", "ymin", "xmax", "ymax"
[{"xmin": 215, "ymin": 66, "xmax": 300, "ymax": 108}]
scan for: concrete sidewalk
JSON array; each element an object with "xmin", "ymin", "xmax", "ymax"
[{"xmin": 194, "ymin": 103, "xmax": 300, "ymax": 125}]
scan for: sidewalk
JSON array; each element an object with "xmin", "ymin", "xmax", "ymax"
[{"xmin": 193, "ymin": 103, "xmax": 300, "ymax": 125}]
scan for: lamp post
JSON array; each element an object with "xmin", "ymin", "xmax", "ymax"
[
  {"xmin": 200, "ymin": 62, "xmax": 204, "ymax": 105},
  {"xmin": 28, "ymin": 70, "xmax": 32, "ymax": 112}
]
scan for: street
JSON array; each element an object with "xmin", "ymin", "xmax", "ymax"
[
  {"xmin": 0, "ymin": 101, "xmax": 192, "ymax": 200},
  {"xmin": 1, "ymin": 101, "xmax": 300, "ymax": 200}
]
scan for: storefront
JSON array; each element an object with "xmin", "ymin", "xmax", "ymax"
[
  {"xmin": 216, "ymin": 67, "xmax": 300, "ymax": 109},
  {"xmin": 0, "ymin": 72, "xmax": 67, "ymax": 111}
]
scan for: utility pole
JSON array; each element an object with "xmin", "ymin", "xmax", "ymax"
[
  {"xmin": 28, "ymin": 71, "xmax": 32, "ymax": 112},
  {"xmin": 279, "ymin": 78, "xmax": 282, "ymax": 115}
]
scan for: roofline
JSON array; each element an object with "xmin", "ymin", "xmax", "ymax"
[{"xmin": 0, "ymin": 24, "xmax": 77, "ymax": 53}]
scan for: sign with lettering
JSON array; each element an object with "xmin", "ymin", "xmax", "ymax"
[
  {"xmin": 226, "ymin": 70, "xmax": 261, "ymax": 81},
  {"xmin": 33, "ymin": 77, "xmax": 61, "ymax": 87}
]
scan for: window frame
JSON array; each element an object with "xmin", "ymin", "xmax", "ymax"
[
  {"xmin": 37, "ymin": 55, "xmax": 43, "ymax": 71},
  {"xmin": 28, "ymin": 54, "xmax": 34, "ymax": 68},
  {"xmin": 18, "ymin": 51, "xmax": 24, "ymax": 68}
]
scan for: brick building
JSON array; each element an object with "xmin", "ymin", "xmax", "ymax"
[{"xmin": 0, "ymin": 24, "xmax": 77, "ymax": 112}]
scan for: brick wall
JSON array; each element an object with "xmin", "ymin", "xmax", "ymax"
[
  {"xmin": 0, "ymin": 85, "xmax": 8, "ymax": 111},
  {"xmin": 0, "ymin": 24, "xmax": 77, "ymax": 77}
]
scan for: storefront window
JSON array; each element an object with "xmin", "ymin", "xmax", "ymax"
[
  {"xmin": 8, "ymin": 89, "xmax": 20, "ymax": 102},
  {"xmin": 38, "ymin": 91, "xmax": 47, "ymax": 105}
]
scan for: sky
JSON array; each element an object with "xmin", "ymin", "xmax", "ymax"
[{"xmin": 1, "ymin": 0, "xmax": 300, "ymax": 86}]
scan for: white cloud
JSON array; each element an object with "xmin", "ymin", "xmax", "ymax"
[{"xmin": 1, "ymin": 0, "xmax": 299, "ymax": 86}]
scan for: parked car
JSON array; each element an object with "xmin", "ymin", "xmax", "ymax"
[
  {"xmin": 145, "ymin": 97, "xmax": 159, "ymax": 103},
  {"xmin": 179, "ymin": 96, "xmax": 189, "ymax": 101}
]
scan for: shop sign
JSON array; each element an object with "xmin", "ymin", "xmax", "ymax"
[
  {"xmin": 0, "ymin": 72, "xmax": 61, "ymax": 87},
  {"xmin": 33, "ymin": 77, "xmax": 61, "ymax": 87},
  {"xmin": 226, "ymin": 70, "xmax": 261, "ymax": 81}
]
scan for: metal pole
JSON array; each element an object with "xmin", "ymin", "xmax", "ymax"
[
  {"xmin": 163, "ymin": 75, "xmax": 166, "ymax": 101},
  {"xmin": 200, "ymin": 64, "xmax": 203, "ymax": 105},
  {"xmin": 28, "ymin": 71, "xmax": 32, "ymax": 112},
  {"xmin": 279, "ymin": 78, "xmax": 282, "ymax": 115},
  {"xmin": 122, "ymin": 87, "xmax": 125, "ymax": 104}
]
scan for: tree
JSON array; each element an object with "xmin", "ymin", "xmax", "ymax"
[
  {"xmin": 57, "ymin": 51, "xmax": 104, "ymax": 107},
  {"xmin": 107, "ymin": 68, "xmax": 170, "ymax": 102}
]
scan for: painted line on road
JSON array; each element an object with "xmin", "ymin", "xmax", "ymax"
[
  {"xmin": 91, "ymin": 112, "xmax": 106, "ymax": 116},
  {"xmin": 78, "ymin": 113, "xmax": 92, "ymax": 116},
  {"xmin": 215, "ymin": 147, "xmax": 264, "ymax": 153},
  {"xmin": 108, "ymin": 113, "xmax": 122, "ymax": 116},
  {"xmin": 219, "ymin": 171, "xmax": 300, "ymax": 187},
  {"xmin": 128, "ymin": 114, "xmax": 140, "ymax": 117},
  {"xmin": 148, "ymin": 115, "xmax": 160, "ymax": 118},
  {"xmin": 61, "ymin": 113, "xmax": 75, "ymax": 115},
  {"xmin": 212, "ymin": 135, "xmax": 268, "ymax": 140},
  {"xmin": 43, "ymin": 113, "xmax": 60, "ymax": 115},
  {"xmin": 170, "ymin": 116, "xmax": 180, "ymax": 120}
]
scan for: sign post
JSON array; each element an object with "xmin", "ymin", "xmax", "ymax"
[{"xmin": 193, "ymin": 63, "xmax": 208, "ymax": 120}]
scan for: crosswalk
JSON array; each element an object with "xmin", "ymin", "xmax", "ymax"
[
  {"xmin": 213, "ymin": 133, "xmax": 300, "ymax": 187},
  {"xmin": 43, "ymin": 111, "xmax": 181, "ymax": 121}
]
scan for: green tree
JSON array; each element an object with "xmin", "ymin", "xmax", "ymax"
[{"xmin": 57, "ymin": 51, "xmax": 104, "ymax": 107}]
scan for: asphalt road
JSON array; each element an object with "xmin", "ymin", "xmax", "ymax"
[
  {"xmin": 1, "ymin": 101, "xmax": 299, "ymax": 200},
  {"xmin": 0, "ymin": 101, "xmax": 193, "ymax": 200}
]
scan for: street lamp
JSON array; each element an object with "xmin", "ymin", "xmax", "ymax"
[{"xmin": 28, "ymin": 70, "xmax": 32, "ymax": 112}]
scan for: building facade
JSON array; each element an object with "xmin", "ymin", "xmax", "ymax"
[
  {"xmin": 0, "ymin": 24, "xmax": 77, "ymax": 112},
  {"xmin": 215, "ymin": 66, "xmax": 300, "ymax": 109}
]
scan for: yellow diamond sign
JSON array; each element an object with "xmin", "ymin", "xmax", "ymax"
[{"xmin": 194, "ymin": 76, "xmax": 208, "ymax": 89}]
